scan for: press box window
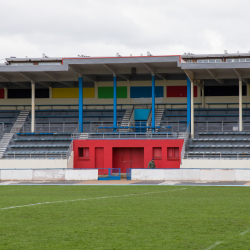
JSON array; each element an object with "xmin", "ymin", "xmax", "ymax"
[
  {"xmin": 78, "ymin": 147, "xmax": 89, "ymax": 158},
  {"xmin": 153, "ymin": 147, "xmax": 162, "ymax": 159},
  {"xmin": 167, "ymin": 147, "xmax": 179, "ymax": 160}
]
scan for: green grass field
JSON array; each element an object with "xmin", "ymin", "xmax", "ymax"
[{"xmin": 0, "ymin": 185, "xmax": 250, "ymax": 250}]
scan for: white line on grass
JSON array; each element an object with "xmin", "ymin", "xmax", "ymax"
[
  {"xmin": 0, "ymin": 187, "xmax": 186, "ymax": 211},
  {"xmin": 240, "ymin": 228, "xmax": 250, "ymax": 236},
  {"xmin": 205, "ymin": 241, "xmax": 223, "ymax": 250}
]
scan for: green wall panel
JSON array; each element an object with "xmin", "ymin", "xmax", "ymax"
[{"xmin": 98, "ymin": 87, "xmax": 127, "ymax": 98}]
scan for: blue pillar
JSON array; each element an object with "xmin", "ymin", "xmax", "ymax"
[
  {"xmin": 78, "ymin": 77, "xmax": 83, "ymax": 132},
  {"xmin": 187, "ymin": 77, "xmax": 191, "ymax": 130},
  {"xmin": 152, "ymin": 75, "xmax": 155, "ymax": 131},
  {"xmin": 113, "ymin": 75, "xmax": 117, "ymax": 132}
]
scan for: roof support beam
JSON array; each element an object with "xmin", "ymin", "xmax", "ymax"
[
  {"xmin": 118, "ymin": 74, "xmax": 130, "ymax": 81},
  {"xmin": 206, "ymin": 69, "xmax": 224, "ymax": 85},
  {"xmin": 143, "ymin": 63, "xmax": 155, "ymax": 76},
  {"xmin": 0, "ymin": 73, "xmax": 11, "ymax": 82},
  {"xmin": 69, "ymin": 66, "xmax": 97, "ymax": 81},
  {"xmin": 37, "ymin": 82, "xmax": 53, "ymax": 88},
  {"xmin": 233, "ymin": 69, "xmax": 250, "ymax": 85},
  {"xmin": 156, "ymin": 73, "xmax": 167, "ymax": 80},
  {"xmin": 12, "ymin": 82, "xmax": 30, "ymax": 88},
  {"xmin": 19, "ymin": 72, "xmax": 36, "ymax": 82},
  {"xmin": 184, "ymin": 69, "xmax": 204, "ymax": 89},
  {"xmin": 43, "ymin": 72, "xmax": 74, "ymax": 87},
  {"xmin": 103, "ymin": 64, "xmax": 116, "ymax": 76}
]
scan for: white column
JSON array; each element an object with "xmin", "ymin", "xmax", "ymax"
[
  {"xmin": 202, "ymin": 87, "xmax": 205, "ymax": 108},
  {"xmin": 239, "ymin": 78, "xmax": 242, "ymax": 131},
  {"xmin": 191, "ymin": 80, "xmax": 194, "ymax": 138},
  {"xmin": 4, "ymin": 87, "xmax": 7, "ymax": 99},
  {"xmin": 31, "ymin": 81, "xmax": 35, "ymax": 133}
]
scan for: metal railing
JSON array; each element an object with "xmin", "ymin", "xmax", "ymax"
[
  {"xmin": 66, "ymin": 140, "xmax": 73, "ymax": 162},
  {"xmin": 3, "ymin": 153, "xmax": 67, "ymax": 159},
  {"xmin": 181, "ymin": 123, "xmax": 190, "ymax": 164},
  {"xmin": 16, "ymin": 122, "xmax": 79, "ymax": 133},
  {"xmin": 185, "ymin": 152, "xmax": 250, "ymax": 160},
  {"xmin": 71, "ymin": 131, "xmax": 188, "ymax": 140},
  {"xmin": 194, "ymin": 121, "xmax": 250, "ymax": 132},
  {"xmin": 89, "ymin": 121, "xmax": 122, "ymax": 133}
]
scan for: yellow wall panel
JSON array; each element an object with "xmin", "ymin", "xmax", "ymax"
[
  {"xmin": 83, "ymin": 88, "xmax": 95, "ymax": 98},
  {"xmin": 52, "ymin": 88, "xmax": 95, "ymax": 98}
]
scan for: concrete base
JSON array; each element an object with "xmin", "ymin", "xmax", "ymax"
[
  {"xmin": 0, "ymin": 169, "xmax": 98, "ymax": 181},
  {"xmin": 0, "ymin": 159, "xmax": 67, "ymax": 169},
  {"xmin": 132, "ymin": 169, "xmax": 250, "ymax": 181},
  {"xmin": 181, "ymin": 159, "xmax": 250, "ymax": 169}
]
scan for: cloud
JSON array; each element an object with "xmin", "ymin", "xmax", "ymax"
[{"xmin": 0, "ymin": 0, "xmax": 250, "ymax": 58}]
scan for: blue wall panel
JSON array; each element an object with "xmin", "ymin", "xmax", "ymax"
[
  {"xmin": 130, "ymin": 86, "xmax": 163, "ymax": 98},
  {"xmin": 134, "ymin": 109, "xmax": 150, "ymax": 121}
]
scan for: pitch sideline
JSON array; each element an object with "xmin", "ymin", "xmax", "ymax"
[{"xmin": 0, "ymin": 187, "xmax": 187, "ymax": 211}]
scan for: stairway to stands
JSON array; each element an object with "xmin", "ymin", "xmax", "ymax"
[
  {"xmin": 3, "ymin": 132, "xmax": 72, "ymax": 159},
  {"xmin": 119, "ymin": 108, "xmax": 133, "ymax": 132},
  {"xmin": 148, "ymin": 108, "xmax": 164, "ymax": 131},
  {"xmin": 0, "ymin": 110, "xmax": 30, "ymax": 158},
  {"xmin": 185, "ymin": 132, "xmax": 250, "ymax": 159},
  {"xmin": 11, "ymin": 110, "xmax": 30, "ymax": 133}
]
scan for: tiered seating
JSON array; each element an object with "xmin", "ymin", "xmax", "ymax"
[
  {"xmin": 26, "ymin": 109, "xmax": 126, "ymax": 122},
  {"xmin": 0, "ymin": 110, "xmax": 21, "ymax": 133},
  {"xmin": 2, "ymin": 108, "xmax": 127, "ymax": 158},
  {"xmin": 186, "ymin": 132, "xmax": 250, "ymax": 159},
  {"xmin": 162, "ymin": 108, "xmax": 250, "ymax": 122},
  {"xmin": 3, "ymin": 132, "xmax": 72, "ymax": 158}
]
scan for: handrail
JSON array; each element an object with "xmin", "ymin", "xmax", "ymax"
[
  {"xmin": 185, "ymin": 152, "xmax": 250, "ymax": 160},
  {"xmin": 0, "ymin": 102, "xmax": 203, "ymax": 110},
  {"xmin": 71, "ymin": 131, "xmax": 185, "ymax": 140},
  {"xmin": 181, "ymin": 123, "xmax": 190, "ymax": 165},
  {"xmin": 16, "ymin": 122, "xmax": 79, "ymax": 133},
  {"xmin": 3, "ymin": 153, "xmax": 67, "ymax": 159}
]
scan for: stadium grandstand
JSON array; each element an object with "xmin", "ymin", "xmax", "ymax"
[{"xmin": 0, "ymin": 51, "xmax": 250, "ymax": 176}]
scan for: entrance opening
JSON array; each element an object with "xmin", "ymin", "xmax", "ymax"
[{"xmin": 113, "ymin": 147, "xmax": 144, "ymax": 173}]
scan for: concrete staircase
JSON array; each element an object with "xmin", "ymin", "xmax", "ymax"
[
  {"xmin": 119, "ymin": 108, "xmax": 133, "ymax": 132},
  {"xmin": 0, "ymin": 133, "xmax": 14, "ymax": 158},
  {"xmin": 11, "ymin": 110, "xmax": 30, "ymax": 133},
  {"xmin": 0, "ymin": 110, "xmax": 30, "ymax": 158},
  {"xmin": 148, "ymin": 108, "xmax": 164, "ymax": 131},
  {"xmin": 79, "ymin": 133, "xmax": 88, "ymax": 139}
]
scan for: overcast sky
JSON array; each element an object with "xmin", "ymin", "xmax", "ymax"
[{"xmin": 0, "ymin": 0, "xmax": 250, "ymax": 60}]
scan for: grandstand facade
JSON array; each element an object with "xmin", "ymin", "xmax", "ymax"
[{"xmin": 0, "ymin": 52, "xmax": 250, "ymax": 172}]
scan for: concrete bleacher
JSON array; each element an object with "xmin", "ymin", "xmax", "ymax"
[
  {"xmin": 26, "ymin": 109, "xmax": 126, "ymax": 122},
  {"xmin": 2, "ymin": 108, "xmax": 127, "ymax": 158},
  {"xmin": 185, "ymin": 132, "xmax": 250, "ymax": 159},
  {"xmin": 3, "ymin": 132, "xmax": 72, "ymax": 159},
  {"xmin": 0, "ymin": 110, "xmax": 21, "ymax": 133},
  {"xmin": 162, "ymin": 108, "xmax": 250, "ymax": 122}
]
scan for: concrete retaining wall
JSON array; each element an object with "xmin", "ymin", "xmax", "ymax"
[
  {"xmin": 181, "ymin": 159, "xmax": 250, "ymax": 169},
  {"xmin": 0, "ymin": 159, "xmax": 67, "ymax": 169},
  {"xmin": 0, "ymin": 169, "xmax": 98, "ymax": 181},
  {"xmin": 131, "ymin": 169, "xmax": 250, "ymax": 181}
]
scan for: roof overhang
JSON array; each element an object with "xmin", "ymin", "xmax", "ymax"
[{"xmin": 0, "ymin": 56, "xmax": 183, "ymax": 85}]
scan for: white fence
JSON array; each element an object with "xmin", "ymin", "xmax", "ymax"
[
  {"xmin": 0, "ymin": 168, "xmax": 98, "ymax": 181},
  {"xmin": 13, "ymin": 122, "xmax": 78, "ymax": 133},
  {"xmin": 131, "ymin": 168, "xmax": 250, "ymax": 181}
]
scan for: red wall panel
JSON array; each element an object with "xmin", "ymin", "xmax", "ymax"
[
  {"xmin": 0, "ymin": 89, "xmax": 4, "ymax": 99},
  {"xmin": 167, "ymin": 86, "xmax": 197, "ymax": 97},
  {"xmin": 95, "ymin": 147, "xmax": 104, "ymax": 168},
  {"xmin": 73, "ymin": 139, "xmax": 184, "ymax": 171}
]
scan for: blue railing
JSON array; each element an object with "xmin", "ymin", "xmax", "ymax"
[
  {"xmin": 98, "ymin": 168, "xmax": 121, "ymax": 180},
  {"xmin": 126, "ymin": 168, "xmax": 131, "ymax": 180}
]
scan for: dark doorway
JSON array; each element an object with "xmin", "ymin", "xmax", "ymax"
[{"xmin": 113, "ymin": 148, "xmax": 144, "ymax": 173}]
